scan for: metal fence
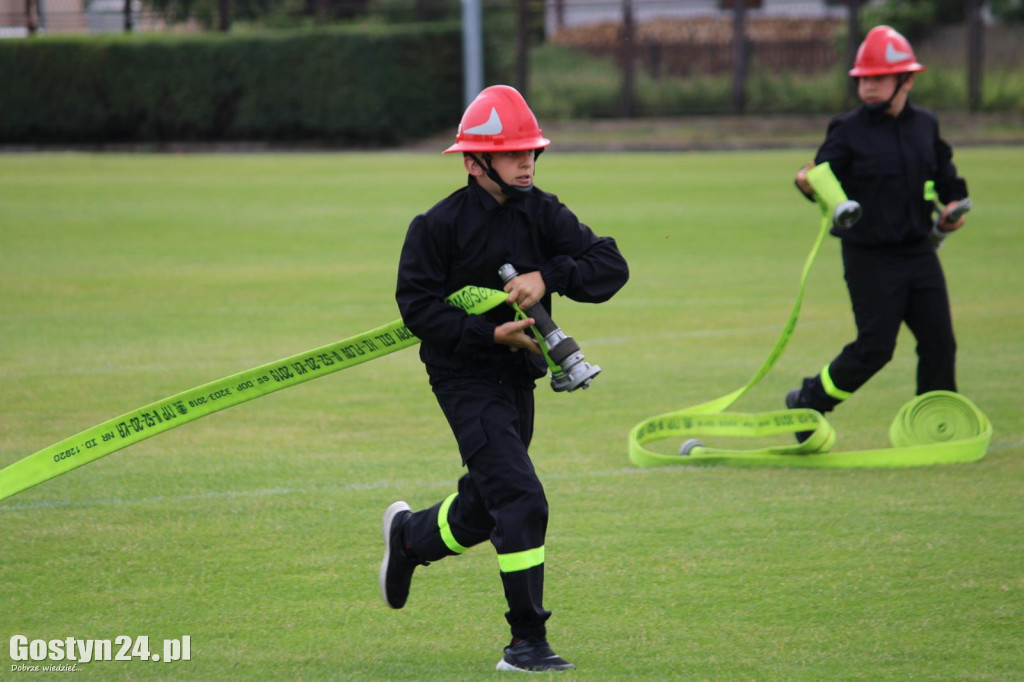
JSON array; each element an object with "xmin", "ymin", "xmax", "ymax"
[{"xmin": 521, "ymin": 0, "xmax": 992, "ymax": 114}]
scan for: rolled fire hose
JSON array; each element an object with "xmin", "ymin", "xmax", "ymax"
[
  {"xmin": 0, "ymin": 286, "xmax": 512, "ymax": 502},
  {"xmin": 628, "ymin": 164, "xmax": 992, "ymax": 469}
]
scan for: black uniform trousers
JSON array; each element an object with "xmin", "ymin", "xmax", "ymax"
[
  {"xmin": 801, "ymin": 242, "xmax": 957, "ymax": 412},
  {"xmin": 401, "ymin": 375, "xmax": 551, "ymax": 641}
]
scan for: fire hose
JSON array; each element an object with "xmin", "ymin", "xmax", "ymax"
[
  {"xmin": 628, "ymin": 163, "xmax": 992, "ymax": 469},
  {"xmin": 1, "ymin": 275, "xmax": 608, "ymax": 503}
]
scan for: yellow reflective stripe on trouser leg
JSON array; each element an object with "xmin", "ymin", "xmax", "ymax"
[
  {"xmin": 438, "ymin": 493, "xmax": 468, "ymax": 554},
  {"xmin": 498, "ymin": 546, "xmax": 545, "ymax": 573},
  {"xmin": 821, "ymin": 364, "xmax": 852, "ymax": 401}
]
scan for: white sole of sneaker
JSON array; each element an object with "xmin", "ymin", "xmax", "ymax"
[
  {"xmin": 379, "ymin": 500, "xmax": 411, "ymax": 608},
  {"xmin": 495, "ymin": 659, "xmax": 529, "ymax": 672},
  {"xmin": 496, "ymin": 659, "xmax": 574, "ymax": 673}
]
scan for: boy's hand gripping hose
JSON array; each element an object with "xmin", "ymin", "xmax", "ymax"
[{"xmin": 498, "ymin": 263, "xmax": 601, "ymax": 392}]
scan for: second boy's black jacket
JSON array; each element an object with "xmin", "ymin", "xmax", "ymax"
[
  {"xmin": 396, "ymin": 177, "xmax": 629, "ymax": 386},
  {"xmin": 814, "ymin": 102, "xmax": 968, "ymax": 250}
]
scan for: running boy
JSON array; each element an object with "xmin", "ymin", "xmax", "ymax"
[
  {"xmin": 786, "ymin": 25, "xmax": 970, "ymax": 432},
  {"xmin": 383, "ymin": 85, "xmax": 629, "ymax": 671}
]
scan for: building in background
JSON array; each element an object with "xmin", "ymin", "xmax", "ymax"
[{"xmin": 2, "ymin": 0, "xmax": 165, "ymax": 36}]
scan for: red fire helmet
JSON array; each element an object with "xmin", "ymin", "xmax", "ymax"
[
  {"xmin": 444, "ymin": 85, "xmax": 551, "ymax": 154},
  {"xmin": 849, "ymin": 25, "xmax": 926, "ymax": 77}
]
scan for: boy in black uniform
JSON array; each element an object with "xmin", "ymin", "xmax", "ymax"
[
  {"xmin": 787, "ymin": 25, "xmax": 970, "ymax": 431},
  {"xmin": 381, "ymin": 85, "xmax": 629, "ymax": 672}
]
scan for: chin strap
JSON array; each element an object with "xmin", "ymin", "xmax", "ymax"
[
  {"xmin": 865, "ymin": 73, "xmax": 911, "ymax": 115},
  {"xmin": 468, "ymin": 150, "xmax": 543, "ymax": 201}
]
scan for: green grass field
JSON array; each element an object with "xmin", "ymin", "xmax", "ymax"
[{"xmin": 1, "ymin": 149, "xmax": 1021, "ymax": 680}]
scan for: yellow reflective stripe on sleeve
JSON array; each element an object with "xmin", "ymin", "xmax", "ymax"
[
  {"xmin": 821, "ymin": 364, "xmax": 852, "ymax": 401},
  {"xmin": 438, "ymin": 492, "xmax": 468, "ymax": 554},
  {"xmin": 497, "ymin": 546, "xmax": 545, "ymax": 573}
]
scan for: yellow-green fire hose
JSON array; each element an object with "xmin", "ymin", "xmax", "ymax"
[
  {"xmin": 0, "ymin": 286, "xmax": 511, "ymax": 502},
  {"xmin": 628, "ymin": 164, "xmax": 992, "ymax": 469}
]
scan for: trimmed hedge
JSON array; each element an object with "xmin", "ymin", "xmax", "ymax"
[{"xmin": 0, "ymin": 24, "xmax": 467, "ymax": 145}]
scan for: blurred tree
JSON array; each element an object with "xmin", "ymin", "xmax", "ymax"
[
  {"xmin": 859, "ymin": 0, "xmax": 976, "ymax": 41},
  {"xmin": 988, "ymin": 0, "xmax": 1024, "ymax": 21},
  {"xmin": 149, "ymin": 0, "xmax": 371, "ymax": 28},
  {"xmin": 931, "ymin": 0, "xmax": 967, "ymax": 22},
  {"xmin": 364, "ymin": 0, "xmax": 457, "ymax": 23},
  {"xmin": 860, "ymin": 0, "xmax": 937, "ymax": 40}
]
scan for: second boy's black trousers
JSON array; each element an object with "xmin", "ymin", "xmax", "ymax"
[{"xmin": 802, "ymin": 241, "xmax": 957, "ymax": 412}]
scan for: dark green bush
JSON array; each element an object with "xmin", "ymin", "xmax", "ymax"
[{"xmin": 0, "ymin": 24, "xmax": 470, "ymax": 145}]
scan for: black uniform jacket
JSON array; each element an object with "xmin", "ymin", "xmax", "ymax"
[
  {"xmin": 814, "ymin": 102, "xmax": 968, "ymax": 250},
  {"xmin": 397, "ymin": 177, "xmax": 629, "ymax": 385}
]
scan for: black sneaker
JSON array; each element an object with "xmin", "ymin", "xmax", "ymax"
[
  {"xmin": 379, "ymin": 501, "xmax": 416, "ymax": 609},
  {"xmin": 785, "ymin": 388, "xmax": 813, "ymax": 444},
  {"xmin": 496, "ymin": 638, "xmax": 576, "ymax": 672}
]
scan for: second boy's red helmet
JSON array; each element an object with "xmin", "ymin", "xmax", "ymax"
[
  {"xmin": 444, "ymin": 85, "xmax": 551, "ymax": 154},
  {"xmin": 849, "ymin": 25, "xmax": 926, "ymax": 77}
]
